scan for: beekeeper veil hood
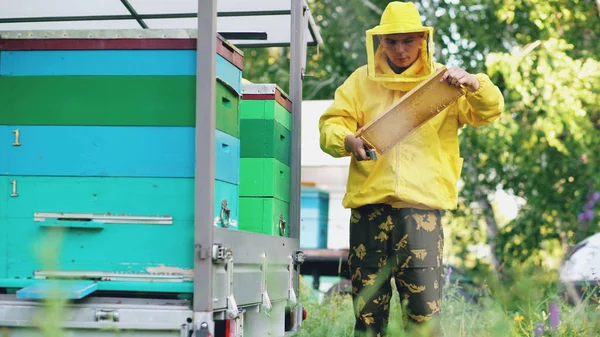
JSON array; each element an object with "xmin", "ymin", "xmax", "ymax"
[{"xmin": 366, "ymin": 2, "xmax": 436, "ymax": 91}]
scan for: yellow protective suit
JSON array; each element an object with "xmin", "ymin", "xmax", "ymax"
[{"xmin": 319, "ymin": 1, "xmax": 504, "ymax": 211}]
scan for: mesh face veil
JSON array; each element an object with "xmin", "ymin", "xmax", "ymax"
[{"xmin": 365, "ymin": 2, "xmax": 436, "ymax": 91}]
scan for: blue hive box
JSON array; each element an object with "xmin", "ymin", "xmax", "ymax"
[{"xmin": 300, "ymin": 187, "xmax": 330, "ymax": 249}]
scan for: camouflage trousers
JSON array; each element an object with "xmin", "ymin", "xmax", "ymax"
[{"xmin": 348, "ymin": 204, "xmax": 444, "ymax": 337}]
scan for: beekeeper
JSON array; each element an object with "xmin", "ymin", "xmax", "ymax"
[{"xmin": 318, "ymin": 2, "xmax": 505, "ymax": 336}]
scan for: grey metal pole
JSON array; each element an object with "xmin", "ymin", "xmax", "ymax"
[
  {"xmin": 194, "ymin": 0, "xmax": 216, "ymax": 319},
  {"xmin": 289, "ymin": 1, "xmax": 304, "ymax": 321},
  {"xmin": 289, "ymin": 0, "xmax": 304, "ymax": 241}
]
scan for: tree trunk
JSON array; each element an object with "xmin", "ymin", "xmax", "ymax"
[
  {"xmin": 465, "ymin": 154, "xmax": 503, "ymax": 277},
  {"xmin": 476, "ymin": 188, "xmax": 503, "ymax": 275}
]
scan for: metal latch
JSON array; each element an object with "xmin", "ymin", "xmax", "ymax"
[
  {"xmin": 95, "ymin": 309, "xmax": 119, "ymax": 322},
  {"xmin": 215, "ymin": 200, "xmax": 232, "ymax": 228},
  {"xmin": 212, "ymin": 244, "xmax": 231, "ymax": 262},
  {"xmin": 278, "ymin": 214, "xmax": 286, "ymax": 236}
]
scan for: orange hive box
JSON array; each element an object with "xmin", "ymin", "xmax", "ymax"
[{"xmin": 355, "ymin": 66, "xmax": 466, "ymax": 155}]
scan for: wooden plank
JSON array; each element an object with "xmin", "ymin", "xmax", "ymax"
[{"xmin": 355, "ymin": 67, "xmax": 466, "ymax": 154}]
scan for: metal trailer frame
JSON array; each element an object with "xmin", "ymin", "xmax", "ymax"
[
  {"xmin": 196, "ymin": 0, "xmax": 308, "ymax": 334},
  {"xmin": 0, "ymin": 1, "xmax": 321, "ymax": 336}
]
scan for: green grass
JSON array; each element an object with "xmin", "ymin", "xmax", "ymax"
[{"xmin": 297, "ymin": 272, "xmax": 600, "ymax": 337}]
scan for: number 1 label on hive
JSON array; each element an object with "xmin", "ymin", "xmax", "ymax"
[{"xmin": 13, "ymin": 129, "xmax": 21, "ymax": 146}]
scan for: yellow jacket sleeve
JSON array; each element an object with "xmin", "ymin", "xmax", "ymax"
[
  {"xmin": 456, "ymin": 73, "xmax": 504, "ymax": 127},
  {"xmin": 318, "ymin": 76, "xmax": 361, "ymax": 158}
]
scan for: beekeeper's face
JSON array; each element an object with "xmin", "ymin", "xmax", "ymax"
[{"xmin": 379, "ymin": 32, "xmax": 425, "ymax": 69}]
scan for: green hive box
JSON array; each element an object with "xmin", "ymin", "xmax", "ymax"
[
  {"xmin": 240, "ymin": 119, "xmax": 291, "ymax": 165},
  {"xmin": 0, "ymin": 77, "xmax": 240, "ymax": 138},
  {"xmin": 239, "ymin": 158, "xmax": 290, "ymax": 202},
  {"xmin": 240, "ymin": 83, "xmax": 292, "ymax": 129},
  {"xmin": 240, "ymin": 84, "xmax": 292, "ymax": 164},
  {"xmin": 238, "ymin": 83, "xmax": 292, "ymax": 236},
  {"xmin": 239, "ymin": 197, "xmax": 290, "ymax": 237}
]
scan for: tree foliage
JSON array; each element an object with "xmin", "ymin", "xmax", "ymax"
[
  {"xmin": 457, "ymin": 39, "xmax": 600, "ymax": 272},
  {"xmin": 242, "ymin": 0, "xmax": 600, "ymax": 274}
]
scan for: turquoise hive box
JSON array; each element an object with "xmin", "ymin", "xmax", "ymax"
[
  {"xmin": 0, "ymin": 34, "xmax": 243, "ymax": 296},
  {"xmin": 300, "ymin": 187, "xmax": 330, "ymax": 249}
]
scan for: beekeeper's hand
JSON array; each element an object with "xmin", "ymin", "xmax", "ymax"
[
  {"xmin": 345, "ymin": 135, "xmax": 370, "ymax": 161},
  {"xmin": 440, "ymin": 66, "xmax": 480, "ymax": 92}
]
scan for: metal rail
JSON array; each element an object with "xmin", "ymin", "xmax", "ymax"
[{"xmin": 193, "ymin": 0, "xmax": 217, "ymax": 330}]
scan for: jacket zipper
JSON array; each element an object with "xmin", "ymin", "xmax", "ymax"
[{"xmin": 395, "ymin": 91, "xmax": 401, "ymax": 198}]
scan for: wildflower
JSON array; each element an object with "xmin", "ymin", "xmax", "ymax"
[
  {"xmin": 444, "ymin": 266, "xmax": 453, "ymax": 285},
  {"xmin": 549, "ymin": 301, "xmax": 559, "ymax": 330},
  {"xmin": 534, "ymin": 322, "xmax": 544, "ymax": 336},
  {"xmin": 514, "ymin": 314, "xmax": 525, "ymax": 322}
]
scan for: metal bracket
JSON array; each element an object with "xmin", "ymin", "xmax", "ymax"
[
  {"xmin": 260, "ymin": 252, "xmax": 272, "ymax": 315},
  {"xmin": 95, "ymin": 309, "xmax": 119, "ymax": 322},
  {"xmin": 196, "ymin": 244, "xmax": 210, "ymax": 260},
  {"xmin": 213, "ymin": 245, "xmax": 239, "ymax": 321},
  {"xmin": 293, "ymin": 251, "xmax": 305, "ymax": 266},
  {"xmin": 287, "ymin": 256, "xmax": 298, "ymax": 308},
  {"xmin": 194, "ymin": 322, "xmax": 210, "ymax": 337}
]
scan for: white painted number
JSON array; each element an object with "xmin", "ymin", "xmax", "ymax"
[
  {"xmin": 13, "ymin": 129, "xmax": 21, "ymax": 146},
  {"xmin": 10, "ymin": 180, "xmax": 18, "ymax": 197}
]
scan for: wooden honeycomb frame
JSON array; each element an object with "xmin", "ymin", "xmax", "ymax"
[{"xmin": 355, "ymin": 66, "xmax": 466, "ymax": 155}]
